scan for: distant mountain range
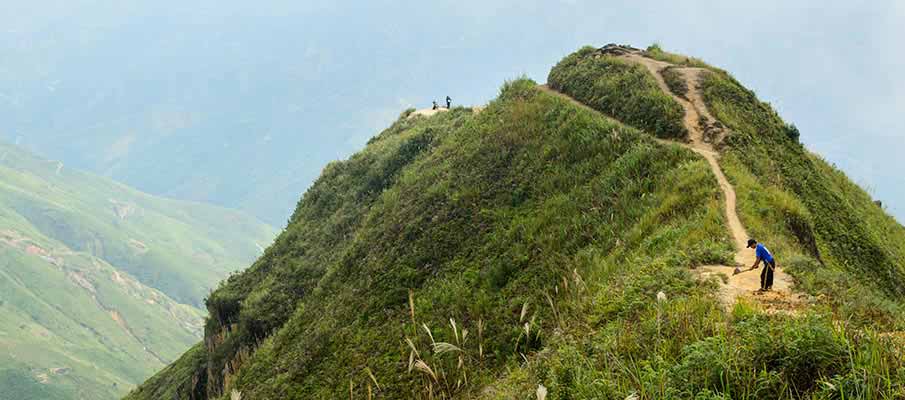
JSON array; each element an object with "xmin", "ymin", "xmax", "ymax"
[
  {"xmin": 0, "ymin": 140, "xmax": 275, "ymax": 399},
  {"xmin": 0, "ymin": 2, "xmax": 398, "ymax": 226}
]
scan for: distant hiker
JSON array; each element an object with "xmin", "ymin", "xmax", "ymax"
[
  {"xmin": 747, "ymin": 239, "xmax": 776, "ymax": 291},
  {"xmin": 445, "ymin": 96, "xmax": 452, "ymax": 109},
  {"xmin": 432, "ymin": 101, "xmax": 439, "ymax": 110}
]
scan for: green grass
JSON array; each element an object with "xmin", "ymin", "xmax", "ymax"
[
  {"xmin": 126, "ymin": 79, "xmax": 731, "ymax": 399},
  {"xmin": 547, "ymin": 46, "xmax": 688, "ymax": 139},
  {"xmin": 484, "ymin": 303, "xmax": 905, "ymax": 399},
  {"xmin": 0, "ymin": 142, "xmax": 275, "ymax": 399},
  {"xmin": 661, "ymin": 66, "xmax": 688, "ymax": 99},
  {"xmin": 120, "ymin": 344, "xmax": 208, "ymax": 400},
  {"xmin": 0, "ymin": 142, "xmax": 276, "ymax": 307},
  {"xmin": 701, "ymin": 70, "xmax": 905, "ymax": 305},
  {"xmin": 0, "ymin": 369, "xmax": 70, "ymax": 400},
  {"xmin": 643, "ymin": 43, "xmax": 721, "ymax": 72},
  {"xmin": 127, "ymin": 47, "xmax": 905, "ymax": 400}
]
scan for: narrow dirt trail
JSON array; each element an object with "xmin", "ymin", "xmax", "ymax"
[
  {"xmin": 623, "ymin": 53, "xmax": 800, "ymax": 312},
  {"xmin": 543, "ymin": 52, "xmax": 801, "ymax": 312},
  {"xmin": 622, "ymin": 55, "xmax": 751, "ymax": 259}
]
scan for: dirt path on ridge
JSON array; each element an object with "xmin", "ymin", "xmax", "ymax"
[
  {"xmin": 409, "ymin": 106, "xmax": 484, "ymax": 118},
  {"xmin": 410, "ymin": 108, "xmax": 449, "ymax": 118},
  {"xmin": 542, "ymin": 52, "xmax": 802, "ymax": 313},
  {"xmin": 624, "ymin": 53, "xmax": 801, "ymax": 313}
]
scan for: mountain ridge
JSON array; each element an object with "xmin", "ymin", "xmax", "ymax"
[
  {"xmin": 541, "ymin": 46, "xmax": 803, "ymax": 319},
  {"xmin": 126, "ymin": 44, "xmax": 905, "ymax": 400}
]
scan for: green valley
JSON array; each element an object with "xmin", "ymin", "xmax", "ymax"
[{"xmin": 0, "ymin": 141, "xmax": 275, "ymax": 399}]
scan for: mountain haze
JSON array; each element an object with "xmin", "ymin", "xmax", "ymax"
[
  {"xmin": 126, "ymin": 45, "xmax": 905, "ymax": 399},
  {"xmin": 1, "ymin": 1, "xmax": 364, "ymax": 226},
  {"xmin": 0, "ymin": 141, "xmax": 275, "ymax": 399},
  {"xmin": 4, "ymin": 2, "xmax": 903, "ymax": 225}
]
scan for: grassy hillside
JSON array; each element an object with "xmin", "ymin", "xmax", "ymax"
[
  {"xmin": 0, "ymin": 142, "xmax": 275, "ymax": 399},
  {"xmin": 0, "ymin": 141, "xmax": 276, "ymax": 307},
  {"xmin": 547, "ymin": 46, "xmax": 688, "ymax": 139},
  {"xmin": 127, "ymin": 47, "xmax": 905, "ymax": 400},
  {"xmin": 701, "ymin": 70, "xmax": 905, "ymax": 326},
  {"xmin": 127, "ymin": 79, "xmax": 731, "ymax": 399}
]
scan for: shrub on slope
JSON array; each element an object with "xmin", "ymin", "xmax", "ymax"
[{"xmin": 548, "ymin": 46, "xmax": 688, "ymax": 139}]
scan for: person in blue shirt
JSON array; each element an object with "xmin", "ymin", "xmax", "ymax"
[{"xmin": 747, "ymin": 239, "xmax": 776, "ymax": 291}]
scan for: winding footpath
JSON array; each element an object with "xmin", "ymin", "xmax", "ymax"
[{"xmin": 544, "ymin": 51, "xmax": 802, "ymax": 313}]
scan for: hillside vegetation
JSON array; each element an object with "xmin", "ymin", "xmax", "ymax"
[
  {"xmin": 548, "ymin": 46, "xmax": 688, "ymax": 139},
  {"xmin": 127, "ymin": 46, "xmax": 905, "ymax": 400},
  {"xmin": 702, "ymin": 70, "xmax": 905, "ymax": 327},
  {"xmin": 0, "ymin": 142, "xmax": 275, "ymax": 399},
  {"xmin": 0, "ymin": 142, "xmax": 275, "ymax": 307}
]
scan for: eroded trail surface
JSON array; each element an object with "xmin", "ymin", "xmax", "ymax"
[
  {"xmin": 544, "ymin": 50, "xmax": 802, "ymax": 313},
  {"xmin": 623, "ymin": 53, "xmax": 801, "ymax": 313}
]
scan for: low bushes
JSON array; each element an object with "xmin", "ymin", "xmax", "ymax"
[{"xmin": 548, "ymin": 46, "xmax": 688, "ymax": 139}]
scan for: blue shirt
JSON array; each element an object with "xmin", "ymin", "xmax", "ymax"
[{"xmin": 755, "ymin": 243, "xmax": 774, "ymax": 263}]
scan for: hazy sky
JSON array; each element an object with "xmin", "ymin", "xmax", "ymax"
[
  {"xmin": 386, "ymin": 0, "xmax": 904, "ymax": 220},
  {"xmin": 2, "ymin": 0, "xmax": 903, "ymax": 221}
]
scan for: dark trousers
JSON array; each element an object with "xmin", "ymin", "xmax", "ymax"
[{"xmin": 760, "ymin": 260, "xmax": 775, "ymax": 290}]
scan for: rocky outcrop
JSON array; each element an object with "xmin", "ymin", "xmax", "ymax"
[
  {"xmin": 596, "ymin": 43, "xmax": 641, "ymax": 57},
  {"xmin": 698, "ymin": 115, "xmax": 727, "ymax": 144}
]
